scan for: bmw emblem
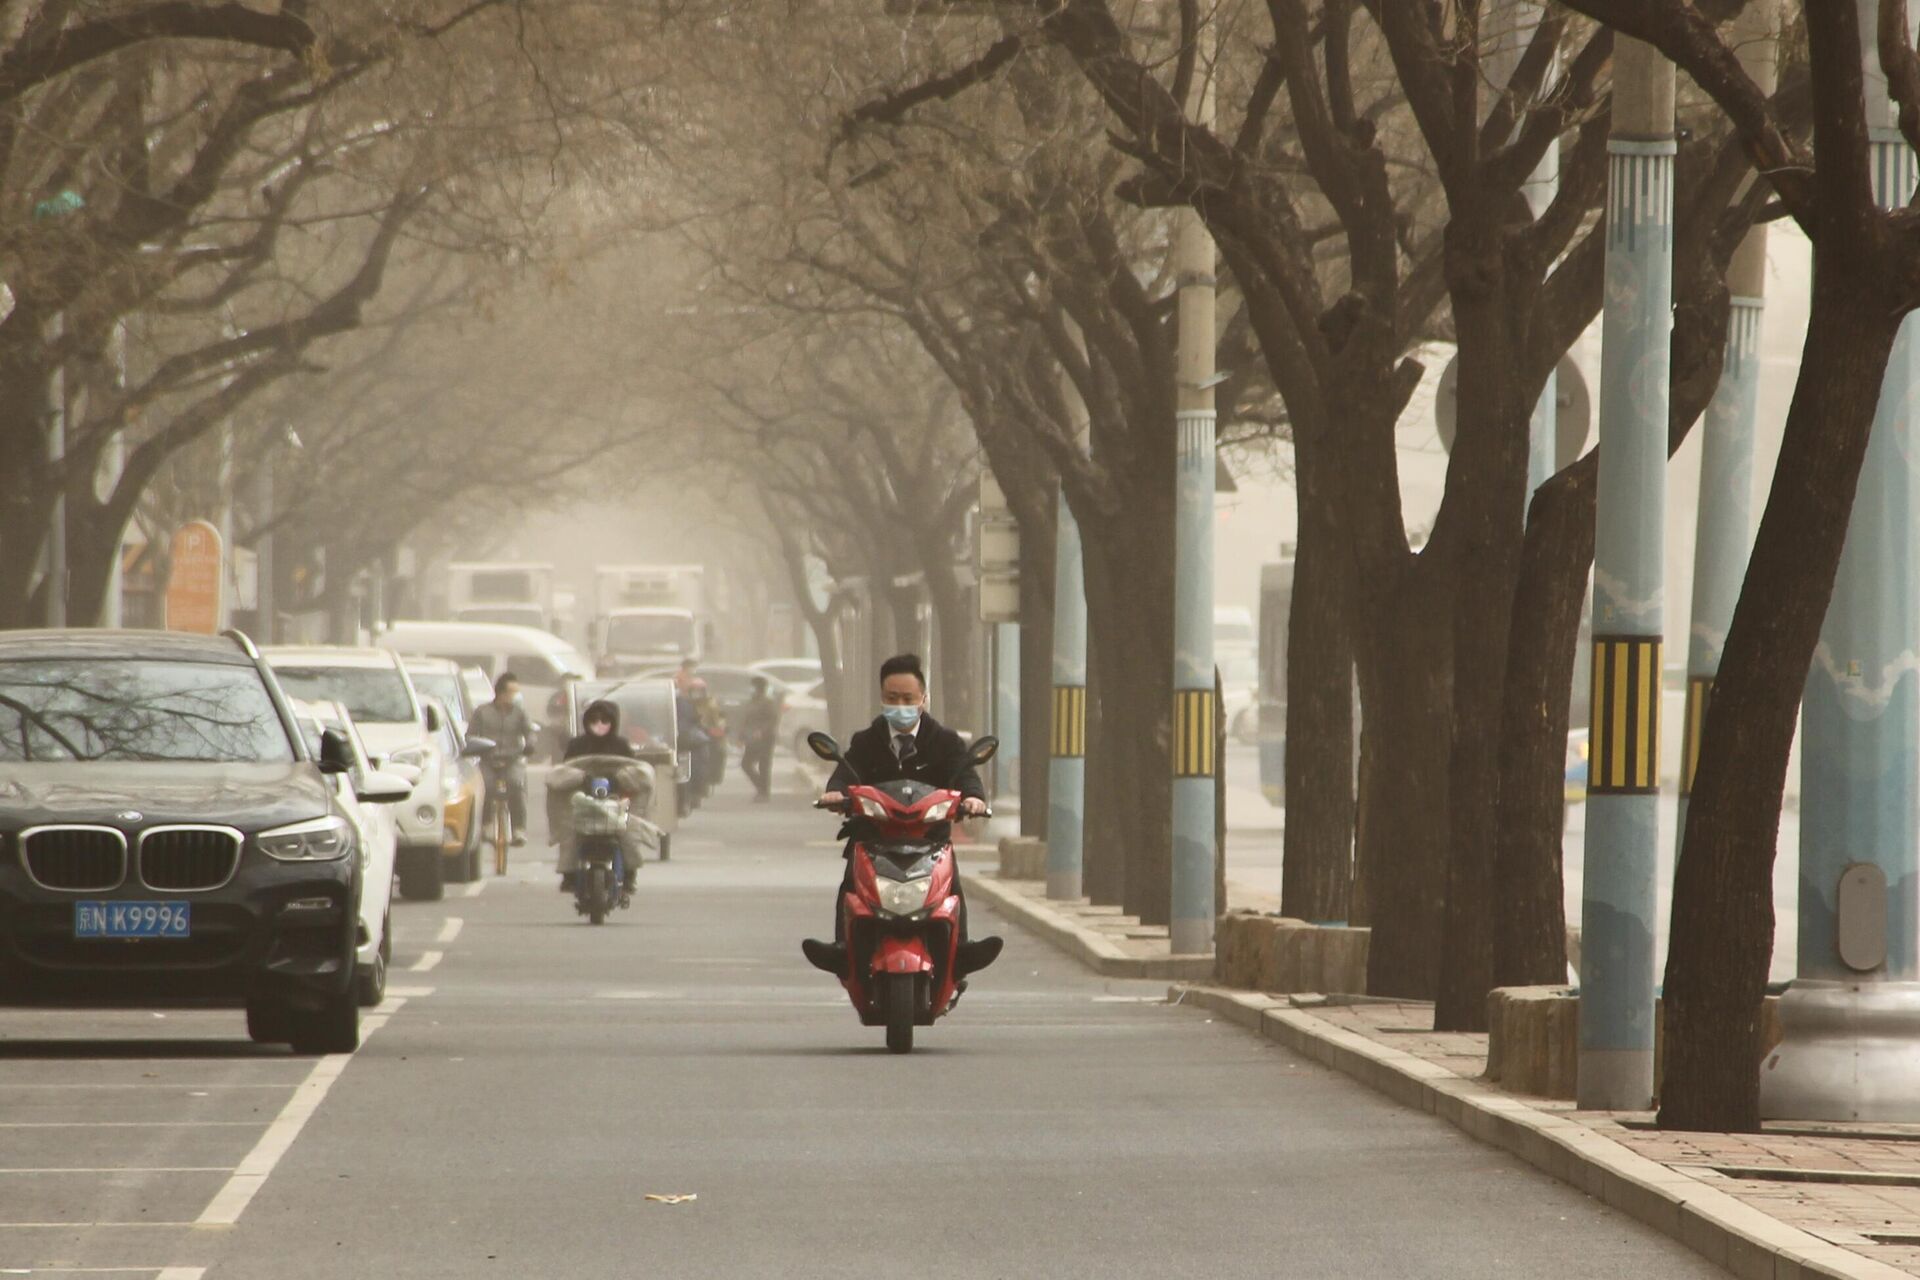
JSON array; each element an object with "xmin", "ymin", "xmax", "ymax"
[{"xmin": 116, "ymin": 810, "xmax": 142, "ymax": 823}]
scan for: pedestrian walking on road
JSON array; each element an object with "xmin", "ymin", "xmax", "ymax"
[{"xmin": 739, "ymin": 675, "xmax": 779, "ymax": 801}]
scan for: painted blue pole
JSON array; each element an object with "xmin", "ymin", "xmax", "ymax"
[
  {"xmin": 994, "ymin": 622, "xmax": 1020, "ymax": 795},
  {"xmin": 1763, "ymin": 78, "xmax": 1920, "ymax": 1119},
  {"xmin": 1676, "ymin": 0, "xmax": 1775, "ymax": 858},
  {"xmin": 1676, "ymin": 291, "xmax": 1764, "ymax": 835},
  {"xmin": 1578, "ymin": 39, "xmax": 1673, "ymax": 1112},
  {"xmin": 1046, "ymin": 486, "xmax": 1087, "ymax": 901},
  {"xmin": 1169, "ymin": 194, "xmax": 1217, "ymax": 957}
]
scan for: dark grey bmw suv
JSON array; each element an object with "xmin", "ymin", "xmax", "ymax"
[{"xmin": 0, "ymin": 629, "xmax": 367, "ymax": 1052}]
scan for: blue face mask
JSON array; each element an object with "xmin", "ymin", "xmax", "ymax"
[{"xmin": 882, "ymin": 703, "xmax": 921, "ymax": 732}]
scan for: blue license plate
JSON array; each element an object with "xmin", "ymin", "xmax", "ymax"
[{"xmin": 74, "ymin": 901, "xmax": 191, "ymax": 939}]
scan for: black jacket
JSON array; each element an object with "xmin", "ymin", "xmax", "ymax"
[
  {"xmin": 564, "ymin": 700, "xmax": 637, "ymax": 762},
  {"xmin": 827, "ymin": 713, "xmax": 985, "ymax": 801}
]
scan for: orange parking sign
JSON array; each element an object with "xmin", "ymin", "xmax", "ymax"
[{"xmin": 165, "ymin": 520, "xmax": 223, "ymax": 634}]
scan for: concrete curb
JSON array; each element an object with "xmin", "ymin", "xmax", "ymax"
[
  {"xmin": 969, "ymin": 872, "xmax": 1214, "ymax": 981},
  {"xmin": 1174, "ymin": 985, "xmax": 1909, "ymax": 1280}
]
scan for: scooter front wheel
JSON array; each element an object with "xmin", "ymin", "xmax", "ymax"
[
  {"xmin": 883, "ymin": 972, "xmax": 914, "ymax": 1054},
  {"xmin": 587, "ymin": 866, "xmax": 608, "ymax": 925}
]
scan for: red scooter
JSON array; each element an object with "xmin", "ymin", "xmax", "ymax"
[{"xmin": 801, "ymin": 731, "xmax": 1004, "ymax": 1053}]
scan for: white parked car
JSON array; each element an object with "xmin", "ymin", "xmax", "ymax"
[
  {"xmin": 290, "ymin": 699, "xmax": 406, "ymax": 1008},
  {"xmin": 752, "ymin": 657, "xmax": 823, "ymax": 689},
  {"xmin": 1218, "ymin": 646, "xmax": 1260, "ymax": 744},
  {"xmin": 264, "ymin": 646, "xmax": 451, "ymax": 902},
  {"xmin": 776, "ymin": 677, "xmax": 830, "ymax": 756},
  {"xmin": 403, "ymin": 655, "xmax": 478, "ymax": 732}
]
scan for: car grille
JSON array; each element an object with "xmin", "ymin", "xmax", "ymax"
[
  {"xmin": 139, "ymin": 827, "xmax": 241, "ymax": 891},
  {"xmin": 21, "ymin": 827, "xmax": 128, "ymax": 892}
]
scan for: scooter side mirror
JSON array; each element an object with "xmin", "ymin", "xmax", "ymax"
[
  {"xmin": 967, "ymin": 735, "xmax": 1000, "ymax": 766},
  {"xmin": 806, "ymin": 731, "xmax": 842, "ymax": 764}
]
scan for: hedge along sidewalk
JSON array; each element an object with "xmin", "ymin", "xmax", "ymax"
[{"xmin": 1175, "ymin": 986, "xmax": 1920, "ymax": 1280}]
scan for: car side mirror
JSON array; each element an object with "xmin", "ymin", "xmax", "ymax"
[
  {"xmin": 318, "ymin": 728, "xmax": 353, "ymax": 775},
  {"xmin": 462, "ymin": 735, "xmax": 497, "ymax": 758},
  {"xmin": 968, "ymin": 735, "xmax": 1000, "ymax": 766},
  {"xmin": 355, "ymin": 770, "xmax": 413, "ymax": 804},
  {"xmin": 423, "ymin": 703, "xmax": 442, "ymax": 734}
]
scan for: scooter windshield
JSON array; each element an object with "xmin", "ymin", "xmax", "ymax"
[{"xmin": 864, "ymin": 840, "xmax": 941, "ymax": 881}]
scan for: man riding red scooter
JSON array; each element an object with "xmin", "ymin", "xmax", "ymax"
[{"xmin": 801, "ymin": 653, "xmax": 1003, "ymax": 1052}]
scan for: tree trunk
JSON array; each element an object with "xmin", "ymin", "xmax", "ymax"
[
  {"xmin": 923, "ymin": 560, "xmax": 978, "ymax": 732},
  {"xmin": 1353, "ymin": 566, "xmax": 1452, "ymax": 998},
  {"xmin": 1433, "ymin": 242, "xmax": 1534, "ymax": 1033},
  {"xmin": 1082, "ymin": 607, "xmax": 1124, "ymax": 905},
  {"xmin": 1282, "ymin": 438, "xmax": 1356, "ymax": 920},
  {"xmin": 1017, "ymin": 532, "xmax": 1054, "ymax": 837},
  {"xmin": 1080, "ymin": 489, "xmax": 1175, "ymax": 926},
  {"xmin": 1493, "ymin": 459, "xmax": 1596, "ymax": 988},
  {"xmin": 1661, "ymin": 261, "xmax": 1900, "ymax": 1132}
]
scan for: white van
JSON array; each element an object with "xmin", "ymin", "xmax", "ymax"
[{"xmin": 375, "ymin": 621, "xmax": 593, "ymax": 752}]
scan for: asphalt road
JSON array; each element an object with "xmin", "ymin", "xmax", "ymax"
[{"xmin": 0, "ymin": 767, "xmax": 1727, "ymax": 1278}]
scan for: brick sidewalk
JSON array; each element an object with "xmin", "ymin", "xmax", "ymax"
[{"xmin": 1221, "ymin": 994, "xmax": 1920, "ymax": 1278}]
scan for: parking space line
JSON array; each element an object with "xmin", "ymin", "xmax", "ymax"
[
  {"xmin": 461, "ymin": 878, "xmax": 489, "ymax": 898},
  {"xmin": 159, "ymin": 1270, "xmax": 207, "ymax": 1279},
  {"xmin": 408, "ymin": 950, "xmax": 444, "ymax": 973},
  {"xmin": 435, "ymin": 917, "xmax": 463, "ymax": 944},
  {"xmin": 195, "ymin": 1000, "xmax": 401, "ymax": 1227}
]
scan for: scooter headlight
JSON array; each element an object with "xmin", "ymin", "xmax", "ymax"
[
  {"xmin": 858, "ymin": 796, "xmax": 887, "ymax": 820},
  {"xmin": 923, "ymin": 800, "xmax": 953, "ymax": 822},
  {"xmin": 876, "ymin": 877, "xmax": 931, "ymax": 919}
]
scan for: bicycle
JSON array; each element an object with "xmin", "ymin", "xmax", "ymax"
[{"xmin": 484, "ymin": 756, "xmax": 517, "ymax": 876}]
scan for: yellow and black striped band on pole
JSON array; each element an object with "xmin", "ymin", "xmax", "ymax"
[
  {"xmin": 1679, "ymin": 676, "xmax": 1712, "ymax": 797},
  {"xmin": 1589, "ymin": 635, "xmax": 1662, "ymax": 794},
  {"xmin": 1172, "ymin": 688, "xmax": 1216, "ymax": 778},
  {"xmin": 1051, "ymin": 685, "xmax": 1087, "ymax": 758}
]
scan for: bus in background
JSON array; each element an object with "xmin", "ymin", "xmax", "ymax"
[{"xmin": 1255, "ymin": 558, "xmax": 1292, "ymax": 808}]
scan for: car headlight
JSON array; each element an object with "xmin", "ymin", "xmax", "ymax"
[
  {"xmin": 258, "ymin": 815, "xmax": 355, "ymax": 861},
  {"xmin": 876, "ymin": 877, "xmax": 931, "ymax": 919},
  {"xmin": 858, "ymin": 797, "xmax": 887, "ymax": 819},
  {"xmin": 923, "ymin": 800, "xmax": 953, "ymax": 822}
]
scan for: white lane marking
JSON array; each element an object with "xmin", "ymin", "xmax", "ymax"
[
  {"xmin": 435, "ymin": 917, "xmax": 463, "ymax": 944},
  {"xmin": 0, "ymin": 1167, "xmax": 232, "ymax": 1174},
  {"xmin": 385, "ymin": 985, "xmax": 435, "ymax": 999},
  {"xmin": 195, "ymin": 1001, "xmax": 400, "ymax": 1226},
  {"xmin": 1, "ymin": 1269, "xmax": 207, "ymax": 1276},
  {"xmin": 461, "ymin": 878, "xmax": 489, "ymax": 898},
  {"xmin": 1092, "ymin": 995, "xmax": 1171, "ymax": 1003},
  {"xmin": 0, "ymin": 1090, "xmax": 291, "ymax": 1097},
  {"xmin": 0, "ymin": 1221, "xmax": 198, "ymax": 1228},
  {"xmin": 409, "ymin": 950, "xmax": 443, "ymax": 973},
  {"xmin": 0, "ymin": 1121, "xmax": 260, "ymax": 1129}
]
